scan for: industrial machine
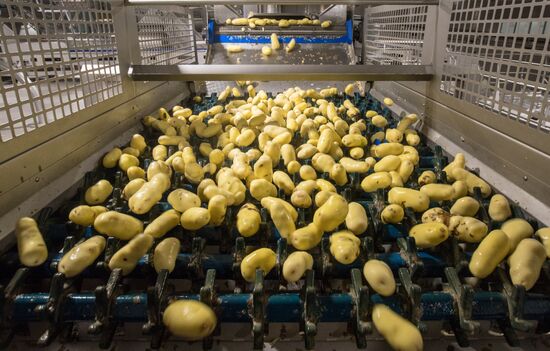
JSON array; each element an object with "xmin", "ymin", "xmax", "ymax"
[{"xmin": 0, "ymin": 0, "xmax": 549, "ymax": 350}]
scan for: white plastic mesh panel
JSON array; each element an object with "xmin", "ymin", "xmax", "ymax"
[
  {"xmin": 364, "ymin": 5, "xmax": 428, "ymax": 65},
  {"xmin": 0, "ymin": 0, "xmax": 122, "ymax": 142},
  {"xmin": 441, "ymin": 0, "xmax": 550, "ymax": 133},
  {"xmin": 136, "ymin": 7, "xmax": 197, "ymax": 65}
]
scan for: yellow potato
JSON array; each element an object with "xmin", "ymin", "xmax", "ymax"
[
  {"xmin": 349, "ymin": 147, "xmax": 364, "ymax": 159},
  {"xmin": 409, "ymin": 222, "xmax": 449, "ymax": 248},
  {"xmin": 314, "ymin": 190, "xmax": 334, "ymax": 207},
  {"xmin": 397, "ymin": 159, "xmax": 414, "ymax": 183},
  {"xmin": 419, "ymin": 183, "xmax": 455, "ymax": 201},
  {"xmin": 208, "ymin": 195, "xmax": 227, "ymax": 226},
  {"xmin": 123, "ymin": 178, "xmax": 146, "ymax": 200},
  {"xmin": 69, "ymin": 205, "xmax": 107, "ymax": 226},
  {"xmin": 450, "ymin": 196, "xmax": 479, "ymax": 217},
  {"xmin": 129, "ymin": 174, "xmax": 170, "ymax": 214},
  {"xmin": 501, "ymin": 218, "xmax": 534, "ymax": 253},
  {"xmin": 102, "ymin": 147, "xmax": 122, "ymax": 168},
  {"xmin": 451, "ymin": 168, "xmax": 491, "ymax": 198},
  {"xmin": 118, "ymin": 154, "xmax": 139, "ymax": 172},
  {"xmin": 109, "ymin": 233, "xmax": 153, "ymax": 275},
  {"xmin": 389, "ymin": 171, "xmax": 403, "ymax": 188},
  {"xmin": 443, "ymin": 153, "xmax": 465, "ymax": 181},
  {"xmin": 236, "ymin": 203, "xmax": 261, "ymax": 237},
  {"xmin": 145, "ymin": 209, "xmax": 180, "ymax": 238},
  {"xmin": 374, "ymin": 143, "xmax": 403, "ymax": 158},
  {"xmin": 250, "ymin": 179, "xmax": 277, "ymax": 201},
  {"xmin": 345, "ymin": 202, "xmax": 368, "ymax": 235},
  {"xmin": 299, "ymin": 165, "xmax": 317, "ymax": 181},
  {"xmin": 147, "ymin": 160, "xmax": 172, "ymax": 180},
  {"xmin": 122, "ymin": 147, "xmax": 140, "ymax": 158},
  {"xmin": 313, "ymin": 194, "xmax": 348, "ymax": 232},
  {"xmin": 273, "ymin": 171, "xmax": 295, "ymax": 195},
  {"xmin": 167, "ymin": 189, "xmax": 201, "ymax": 213},
  {"xmin": 291, "ymin": 189, "xmax": 312, "ymax": 208},
  {"xmin": 488, "ymin": 194, "xmax": 512, "ymax": 222},
  {"xmin": 451, "ymin": 180, "xmax": 468, "ymax": 200},
  {"xmin": 286, "ymin": 38, "xmax": 296, "ymax": 52},
  {"xmin": 321, "ymin": 20, "xmax": 332, "ymax": 28},
  {"xmin": 163, "ymin": 300, "xmax": 217, "ymax": 340},
  {"xmin": 508, "ymin": 238, "xmax": 545, "ymax": 290},
  {"xmin": 388, "ymin": 187, "xmax": 430, "ymax": 212},
  {"xmin": 381, "ymin": 204, "xmax": 404, "ymax": 224},
  {"xmin": 209, "ymin": 149, "xmax": 225, "ymax": 166},
  {"xmin": 361, "ymin": 172, "xmax": 392, "ymax": 192},
  {"xmin": 283, "ymin": 251, "xmax": 314, "ymax": 283},
  {"xmin": 289, "ymin": 223, "xmax": 323, "ymax": 250},
  {"xmin": 94, "ymin": 211, "xmax": 143, "ymax": 240},
  {"xmin": 180, "ymin": 207, "xmax": 210, "ymax": 231},
  {"xmin": 329, "ymin": 230, "xmax": 361, "ymax": 264},
  {"xmin": 448, "ymin": 216, "xmax": 488, "ymax": 243},
  {"xmin": 316, "ymin": 178, "xmax": 337, "ymax": 193},
  {"xmin": 58, "ymin": 236, "xmax": 106, "ymax": 278},
  {"xmin": 85, "ymin": 179, "xmax": 113, "ymax": 205},
  {"xmin": 16, "ymin": 217, "xmax": 48, "ymax": 267},
  {"xmin": 536, "ymin": 227, "xmax": 550, "ymax": 258},
  {"xmin": 469, "ymin": 229, "xmax": 510, "ymax": 278},
  {"xmin": 240, "ymin": 248, "xmax": 277, "ymax": 282},
  {"xmin": 312, "ymin": 153, "xmax": 336, "ymax": 172},
  {"xmin": 385, "ymin": 128, "xmax": 403, "ymax": 143},
  {"xmin": 287, "ymin": 160, "xmax": 301, "ymax": 174},
  {"xmin": 339, "ymin": 157, "xmax": 370, "ymax": 173},
  {"xmin": 296, "ymin": 144, "xmax": 318, "ymax": 159},
  {"xmin": 254, "ymin": 155, "xmax": 273, "ymax": 182},
  {"xmin": 421, "ymin": 207, "xmax": 450, "ymax": 225},
  {"xmin": 418, "ymin": 170, "xmax": 436, "ymax": 186},
  {"xmin": 372, "ymin": 304, "xmax": 423, "ymax": 351},
  {"xmin": 199, "ymin": 142, "xmax": 213, "ymax": 157},
  {"xmin": 266, "ymin": 201, "xmax": 295, "ymax": 239},
  {"xmin": 371, "ymin": 115, "xmax": 388, "ymax": 128},
  {"xmin": 127, "ymin": 166, "xmax": 145, "ymax": 180},
  {"xmin": 153, "ymin": 237, "xmax": 181, "ymax": 273},
  {"xmin": 330, "ymin": 164, "xmax": 348, "ymax": 186},
  {"xmin": 374, "ymin": 155, "xmax": 401, "ymax": 173},
  {"xmin": 342, "ymin": 134, "xmax": 368, "ymax": 148},
  {"xmin": 130, "ymin": 134, "xmax": 147, "ymax": 154},
  {"xmin": 363, "ymin": 259, "xmax": 396, "ymax": 296}
]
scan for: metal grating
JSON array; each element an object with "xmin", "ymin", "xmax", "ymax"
[
  {"xmin": 441, "ymin": 0, "xmax": 550, "ymax": 133},
  {"xmin": 0, "ymin": 0, "xmax": 122, "ymax": 143},
  {"xmin": 364, "ymin": 5, "xmax": 428, "ymax": 65},
  {"xmin": 136, "ymin": 7, "xmax": 197, "ymax": 65}
]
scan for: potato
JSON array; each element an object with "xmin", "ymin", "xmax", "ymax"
[
  {"xmin": 130, "ymin": 134, "xmax": 147, "ymax": 153},
  {"xmin": 374, "ymin": 143, "xmax": 403, "ymax": 158},
  {"xmin": 397, "ymin": 159, "xmax": 414, "ymax": 183},
  {"xmin": 129, "ymin": 174, "xmax": 170, "ymax": 214},
  {"xmin": 339, "ymin": 157, "xmax": 370, "ymax": 173},
  {"xmin": 299, "ymin": 165, "xmax": 317, "ymax": 181},
  {"xmin": 283, "ymin": 251, "xmax": 314, "ymax": 283},
  {"xmin": 281, "ymin": 144, "xmax": 296, "ymax": 165},
  {"xmin": 488, "ymin": 194, "xmax": 512, "ymax": 222},
  {"xmin": 469, "ymin": 229, "xmax": 510, "ymax": 278},
  {"xmin": 122, "ymin": 147, "xmax": 140, "ymax": 158},
  {"xmin": 374, "ymin": 155, "xmax": 401, "ymax": 172},
  {"xmin": 346, "ymin": 202, "xmax": 368, "ymax": 235},
  {"xmin": 315, "ymin": 179, "xmax": 336, "ymax": 193},
  {"xmin": 329, "ymin": 231, "xmax": 361, "ymax": 264},
  {"xmin": 85, "ymin": 179, "xmax": 113, "ymax": 205},
  {"xmin": 388, "ymin": 187, "xmax": 429, "ymax": 212},
  {"xmin": 209, "ymin": 149, "xmax": 225, "ymax": 166},
  {"xmin": 349, "ymin": 147, "xmax": 364, "ymax": 159},
  {"xmin": 451, "ymin": 168, "xmax": 491, "ymax": 198},
  {"xmin": 289, "ymin": 223, "xmax": 323, "ymax": 250},
  {"xmin": 291, "ymin": 189, "xmax": 312, "ymax": 208},
  {"xmin": 102, "ymin": 147, "xmax": 122, "ymax": 168},
  {"xmin": 409, "ymin": 222, "xmax": 449, "ymax": 248},
  {"xmin": 241, "ymin": 248, "xmax": 277, "ymax": 282},
  {"xmin": 167, "ymin": 189, "xmax": 201, "ymax": 213},
  {"xmin": 297, "ymin": 144, "xmax": 318, "ymax": 159},
  {"xmin": 361, "ymin": 172, "xmax": 392, "ymax": 192},
  {"xmin": 58, "ymin": 236, "xmax": 106, "ymax": 278},
  {"xmin": 118, "ymin": 154, "xmax": 139, "ymax": 172},
  {"xmin": 312, "ymin": 153, "xmax": 336, "ymax": 172},
  {"xmin": 372, "ymin": 304, "xmax": 423, "ymax": 351},
  {"xmin": 266, "ymin": 201, "xmax": 295, "ymax": 239},
  {"xmin": 508, "ymin": 238, "xmax": 545, "ymax": 290},
  {"xmin": 181, "ymin": 207, "xmax": 210, "ymax": 231},
  {"xmin": 69, "ymin": 205, "xmax": 107, "ymax": 226},
  {"xmin": 153, "ymin": 237, "xmax": 180, "ymax": 273},
  {"xmin": 363, "ymin": 260, "xmax": 395, "ymax": 296},
  {"xmin": 16, "ymin": 217, "xmax": 48, "ymax": 267},
  {"xmin": 94, "ymin": 211, "xmax": 143, "ymax": 240},
  {"xmin": 122, "ymin": 178, "xmax": 145, "ymax": 200},
  {"xmin": 109, "ymin": 233, "xmax": 153, "ymax": 275},
  {"xmin": 443, "ymin": 153, "xmax": 465, "ymax": 181},
  {"xmin": 329, "ymin": 164, "xmax": 347, "ymax": 186},
  {"xmin": 381, "ymin": 204, "xmax": 404, "ymax": 224},
  {"xmin": 371, "ymin": 115, "xmax": 388, "ymax": 128},
  {"xmin": 385, "ymin": 128, "xmax": 403, "ymax": 143},
  {"xmin": 163, "ymin": 300, "xmax": 217, "ymax": 340},
  {"xmin": 342, "ymin": 134, "xmax": 368, "ymax": 148},
  {"xmin": 249, "ymin": 179, "xmax": 277, "ymax": 201},
  {"xmin": 152, "ymin": 145, "xmax": 168, "ymax": 161},
  {"xmin": 261, "ymin": 197, "xmax": 298, "ymax": 222},
  {"xmin": 208, "ymin": 195, "xmax": 227, "ymax": 226},
  {"xmin": 419, "ymin": 183, "xmax": 455, "ymax": 201},
  {"xmin": 313, "ymin": 190, "xmax": 332, "ymax": 207},
  {"xmin": 501, "ymin": 218, "xmax": 534, "ymax": 253},
  {"xmin": 450, "ymin": 196, "xmax": 479, "ymax": 217},
  {"xmin": 254, "ymin": 155, "xmax": 273, "ymax": 182},
  {"xmin": 400, "ymin": 146, "xmax": 419, "ymax": 166},
  {"xmin": 144, "ymin": 209, "xmax": 180, "ymax": 238},
  {"xmin": 448, "ymin": 216, "xmax": 488, "ymax": 243},
  {"xmin": 389, "ymin": 171, "xmax": 403, "ymax": 188},
  {"xmin": 313, "ymin": 194, "xmax": 348, "ymax": 232},
  {"xmin": 418, "ymin": 170, "xmax": 436, "ymax": 186},
  {"xmin": 273, "ymin": 171, "xmax": 295, "ymax": 195},
  {"xmin": 287, "ymin": 160, "xmax": 301, "ymax": 174},
  {"xmin": 421, "ymin": 207, "xmax": 450, "ymax": 225},
  {"xmin": 536, "ymin": 227, "xmax": 550, "ymax": 258},
  {"xmin": 451, "ymin": 180, "xmax": 468, "ymax": 200}
]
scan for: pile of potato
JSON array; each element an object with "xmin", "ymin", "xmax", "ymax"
[
  {"xmin": 225, "ymin": 17, "xmax": 331, "ymax": 29},
  {"xmin": 14, "ymin": 83, "xmax": 549, "ymax": 347}
]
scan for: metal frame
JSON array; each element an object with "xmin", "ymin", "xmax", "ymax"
[
  {"xmin": 128, "ymin": 64, "xmax": 434, "ymax": 81},
  {"xmin": 126, "ymin": 0, "xmax": 441, "ymax": 5}
]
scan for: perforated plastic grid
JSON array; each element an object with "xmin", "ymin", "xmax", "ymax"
[
  {"xmin": 364, "ymin": 5, "xmax": 428, "ymax": 65},
  {"xmin": 440, "ymin": 0, "xmax": 550, "ymax": 133},
  {"xmin": 0, "ymin": 0, "xmax": 122, "ymax": 142},
  {"xmin": 135, "ymin": 7, "xmax": 197, "ymax": 65}
]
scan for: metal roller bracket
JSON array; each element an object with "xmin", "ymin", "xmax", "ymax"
[
  {"xmin": 497, "ymin": 267, "xmax": 537, "ymax": 333},
  {"xmin": 397, "ymin": 268, "xmax": 425, "ymax": 332},
  {"xmin": 320, "ymin": 237, "xmax": 333, "ymax": 285},
  {"xmin": 444, "ymin": 266, "xmax": 480, "ymax": 343},
  {"xmin": 88, "ymin": 268, "xmax": 124, "ymax": 349},
  {"xmin": 259, "ymin": 208, "xmax": 271, "ymax": 248},
  {"xmin": 0, "ymin": 268, "xmax": 30, "ymax": 348},
  {"xmin": 200, "ymin": 269, "xmax": 218, "ymax": 350},
  {"xmin": 233, "ymin": 237, "xmax": 246, "ymax": 289},
  {"xmin": 250, "ymin": 269, "xmax": 266, "ymax": 350},
  {"xmin": 189, "ymin": 237, "xmax": 206, "ymax": 281},
  {"xmin": 397, "ymin": 237, "xmax": 423, "ymax": 280},
  {"xmin": 350, "ymin": 268, "xmax": 371, "ymax": 348},
  {"xmin": 277, "ymin": 239, "xmax": 288, "ymax": 286},
  {"xmin": 143, "ymin": 269, "xmax": 170, "ymax": 349},
  {"xmin": 301, "ymin": 270, "xmax": 319, "ymax": 350}
]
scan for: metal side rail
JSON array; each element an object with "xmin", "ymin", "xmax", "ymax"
[
  {"xmin": 125, "ymin": 0, "xmax": 440, "ymax": 5},
  {"xmin": 128, "ymin": 64, "xmax": 434, "ymax": 82}
]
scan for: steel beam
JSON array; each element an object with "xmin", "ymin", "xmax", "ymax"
[{"xmin": 126, "ymin": 0, "xmax": 440, "ymax": 5}]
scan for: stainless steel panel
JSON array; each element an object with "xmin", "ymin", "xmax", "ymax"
[
  {"xmin": 127, "ymin": 0, "xmax": 441, "ymax": 5},
  {"xmin": 128, "ymin": 64, "xmax": 434, "ymax": 81}
]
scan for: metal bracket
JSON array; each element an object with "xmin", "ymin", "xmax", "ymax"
[
  {"xmin": 301, "ymin": 270, "xmax": 319, "ymax": 350},
  {"xmin": 188, "ymin": 237, "xmax": 206, "ymax": 281},
  {"xmin": 320, "ymin": 237, "xmax": 333, "ymax": 284},
  {"xmin": 88, "ymin": 268, "xmax": 124, "ymax": 349},
  {"xmin": 277, "ymin": 239, "xmax": 288, "ymax": 285},
  {"xmin": 251, "ymin": 269, "xmax": 266, "ymax": 350},
  {"xmin": 0, "ymin": 267, "xmax": 30, "ymax": 348},
  {"xmin": 397, "ymin": 237, "xmax": 423, "ymax": 280},
  {"xmin": 200, "ymin": 269, "xmax": 218, "ymax": 350},
  {"xmin": 444, "ymin": 266, "xmax": 480, "ymax": 346},
  {"xmin": 35, "ymin": 273, "xmax": 74, "ymax": 347},
  {"xmin": 350, "ymin": 268, "xmax": 371, "ymax": 348},
  {"xmin": 498, "ymin": 267, "xmax": 537, "ymax": 333},
  {"xmin": 233, "ymin": 237, "xmax": 246, "ymax": 289},
  {"xmin": 397, "ymin": 268, "xmax": 425, "ymax": 332},
  {"xmin": 143, "ymin": 269, "xmax": 170, "ymax": 349},
  {"xmin": 259, "ymin": 208, "xmax": 271, "ymax": 248}
]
